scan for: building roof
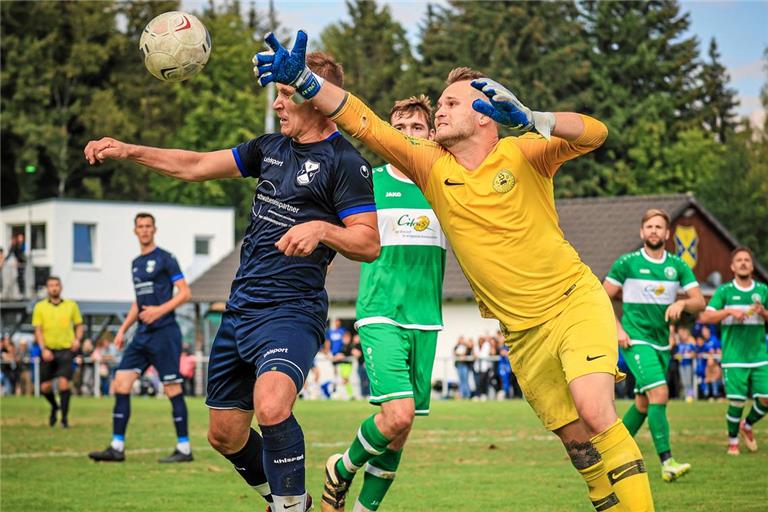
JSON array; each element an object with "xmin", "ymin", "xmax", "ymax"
[
  {"xmin": 2, "ymin": 197, "xmax": 233, "ymax": 211},
  {"xmin": 190, "ymin": 193, "xmax": 765, "ymax": 304}
]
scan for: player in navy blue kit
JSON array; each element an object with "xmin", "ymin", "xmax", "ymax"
[
  {"xmin": 84, "ymin": 52, "xmax": 379, "ymax": 511},
  {"xmin": 89, "ymin": 212, "xmax": 192, "ymax": 463}
]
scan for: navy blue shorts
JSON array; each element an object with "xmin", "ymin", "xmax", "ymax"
[
  {"xmin": 118, "ymin": 323, "xmax": 183, "ymax": 383},
  {"xmin": 205, "ymin": 303, "xmax": 324, "ymax": 411}
]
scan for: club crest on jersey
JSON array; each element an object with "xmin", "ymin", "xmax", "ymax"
[
  {"xmin": 664, "ymin": 266, "xmax": 677, "ymax": 280},
  {"xmin": 146, "ymin": 260, "xmax": 156, "ymax": 273},
  {"xmin": 296, "ymin": 159, "xmax": 321, "ymax": 186},
  {"xmin": 492, "ymin": 169, "xmax": 516, "ymax": 193},
  {"xmin": 753, "ymin": 293, "xmax": 763, "ymax": 304},
  {"xmin": 360, "ymin": 165, "xmax": 370, "ymax": 178}
]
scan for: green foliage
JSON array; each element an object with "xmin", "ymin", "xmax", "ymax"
[{"xmin": 1, "ymin": 0, "xmax": 765, "ymax": 253}]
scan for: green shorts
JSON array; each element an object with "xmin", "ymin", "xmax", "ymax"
[
  {"xmin": 358, "ymin": 323, "xmax": 438, "ymax": 416},
  {"xmin": 621, "ymin": 343, "xmax": 670, "ymax": 394},
  {"xmin": 723, "ymin": 365, "xmax": 768, "ymax": 400}
]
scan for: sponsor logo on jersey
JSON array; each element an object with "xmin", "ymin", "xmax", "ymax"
[
  {"xmin": 263, "ymin": 156, "xmax": 283, "ymax": 167},
  {"xmin": 146, "ymin": 260, "xmax": 156, "ymax": 273},
  {"xmin": 360, "ymin": 165, "xmax": 370, "ymax": 178},
  {"xmin": 643, "ymin": 284, "xmax": 666, "ymax": 297},
  {"xmin": 385, "ymin": 192, "xmax": 402, "ymax": 198},
  {"xmin": 664, "ymin": 266, "xmax": 677, "ymax": 280},
  {"xmin": 264, "ymin": 347, "xmax": 289, "ymax": 358},
  {"xmin": 296, "ymin": 159, "xmax": 321, "ymax": 186},
  {"xmin": 397, "ymin": 214, "xmax": 433, "ymax": 232},
  {"xmin": 492, "ymin": 169, "xmax": 516, "ymax": 193},
  {"xmin": 639, "ymin": 268, "xmax": 651, "ymax": 274},
  {"xmin": 674, "ymin": 225, "xmax": 698, "ymax": 268}
]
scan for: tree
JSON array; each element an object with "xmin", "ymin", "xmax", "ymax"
[{"xmin": 696, "ymin": 39, "xmax": 739, "ymax": 143}]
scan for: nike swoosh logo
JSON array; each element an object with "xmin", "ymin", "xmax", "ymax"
[
  {"xmin": 607, "ymin": 459, "xmax": 646, "ymax": 484},
  {"xmin": 586, "ymin": 354, "xmax": 607, "ymax": 361},
  {"xmin": 283, "ymin": 504, "xmax": 300, "ymax": 509},
  {"xmin": 444, "ymin": 178, "xmax": 464, "ymax": 186}
]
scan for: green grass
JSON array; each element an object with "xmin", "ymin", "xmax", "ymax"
[{"xmin": 1, "ymin": 396, "xmax": 766, "ymax": 511}]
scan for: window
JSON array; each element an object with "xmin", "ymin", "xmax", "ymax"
[
  {"xmin": 73, "ymin": 223, "xmax": 95, "ymax": 264},
  {"xmin": 31, "ymin": 223, "xmax": 46, "ymax": 250},
  {"xmin": 194, "ymin": 236, "xmax": 210, "ymax": 256}
]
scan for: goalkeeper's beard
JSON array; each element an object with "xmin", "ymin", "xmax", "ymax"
[{"xmin": 434, "ymin": 121, "xmax": 474, "ymax": 148}]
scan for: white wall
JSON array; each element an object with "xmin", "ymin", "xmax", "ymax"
[
  {"xmin": 328, "ymin": 300, "xmax": 499, "ymax": 384},
  {"xmin": 1, "ymin": 200, "xmax": 234, "ymax": 302}
]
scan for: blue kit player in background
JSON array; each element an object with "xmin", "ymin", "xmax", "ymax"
[
  {"xmin": 84, "ymin": 51, "xmax": 379, "ymax": 511},
  {"xmin": 89, "ymin": 213, "xmax": 192, "ymax": 463}
]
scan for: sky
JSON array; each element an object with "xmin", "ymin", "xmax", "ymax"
[{"xmin": 183, "ymin": 0, "xmax": 768, "ymax": 125}]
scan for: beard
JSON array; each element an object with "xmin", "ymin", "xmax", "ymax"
[
  {"xmin": 735, "ymin": 269, "xmax": 752, "ymax": 279},
  {"xmin": 434, "ymin": 121, "xmax": 473, "ymax": 148},
  {"xmin": 644, "ymin": 239, "xmax": 665, "ymax": 250}
]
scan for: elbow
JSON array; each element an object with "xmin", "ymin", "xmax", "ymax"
[{"xmin": 362, "ymin": 243, "xmax": 381, "ymax": 263}]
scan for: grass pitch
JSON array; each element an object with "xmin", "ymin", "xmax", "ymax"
[{"xmin": 1, "ymin": 396, "xmax": 766, "ymax": 511}]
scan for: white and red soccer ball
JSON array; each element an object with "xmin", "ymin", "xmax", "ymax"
[{"xmin": 139, "ymin": 11, "xmax": 211, "ymax": 82}]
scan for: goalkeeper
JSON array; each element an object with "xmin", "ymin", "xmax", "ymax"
[{"xmin": 254, "ymin": 31, "xmax": 654, "ymax": 511}]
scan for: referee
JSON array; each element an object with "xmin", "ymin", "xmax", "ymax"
[{"xmin": 32, "ymin": 276, "xmax": 83, "ymax": 428}]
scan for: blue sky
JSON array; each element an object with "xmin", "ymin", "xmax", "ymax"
[{"xmin": 183, "ymin": 0, "xmax": 767, "ymax": 124}]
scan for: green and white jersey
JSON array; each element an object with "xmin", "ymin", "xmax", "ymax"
[
  {"xmin": 707, "ymin": 280, "xmax": 768, "ymax": 367},
  {"xmin": 606, "ymin": 249, "xmax": 698, "ymax": 350},
  {"xmin": 356, "ymin": 164, "xmax": 446, "ymax": 330}
]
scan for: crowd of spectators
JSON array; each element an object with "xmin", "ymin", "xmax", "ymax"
[
  {"xmin": 0, "ymin": 334, "xmax": 198, "ymax": 398},
  {"xmin": 453, "ymin": 331, "xmax": 518, "ymax": 400}
]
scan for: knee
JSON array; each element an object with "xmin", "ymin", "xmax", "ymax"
[
  {"xmin": 646, "ymin": 386, "xmax": 668, "ymax": 404},
  {"xmin": 207, "ymin": 424, "xmax": 242, "ymax": 454},
  {"xmin": 578, "ymin": 404, "xmax": 617, "ymax": 436},
  {"xmin": 382, "ymin": 406, "xmax": 415, "ymax": 435},
  {"xmin": 729, "ymin": 400, "xmax": 746, "ymax": 408},
  {"xmin": 254, "ymin": 399, "xmax": 291, "ymax": 426},
  {"xmin": 759, "ymin": 398, "xmax": 768, "ymax": 408},
  {"xmin": 164, "ymin": 383, "xmax": 182, "ymax": 398}
]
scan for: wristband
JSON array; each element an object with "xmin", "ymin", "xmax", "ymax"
[{"xmin": 294, "ymin": 67, "xmax": 324, "ymax": 100}]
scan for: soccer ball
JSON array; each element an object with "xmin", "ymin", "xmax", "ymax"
[{"xmin": 139, "ymin": 11, "xmax": 211, "ymax": 82}]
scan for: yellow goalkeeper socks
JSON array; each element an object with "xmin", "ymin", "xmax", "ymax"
[
  {"xmin": 591, "ymin": 419, "xmax": 655, "ymax": 512},
  {"xmin": 577, "ymin": 459, "xmax": 620, "ymax": 511}
]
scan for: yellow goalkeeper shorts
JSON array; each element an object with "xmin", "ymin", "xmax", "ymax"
[{"xmin": 502, "ymin": 271, "xmax": 623, "ymax": 431}]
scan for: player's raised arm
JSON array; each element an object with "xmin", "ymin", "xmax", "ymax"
[
  {"xmin": 470, "ymin": 78, "xmax": 608, "ymax": 178},
  {"xmin": 83, "ymin": 137, "xmax": 241, "ymax": 182},
  {"xmin": 253, "ymin": 30, "xmax": 442, "ymax": 189}
]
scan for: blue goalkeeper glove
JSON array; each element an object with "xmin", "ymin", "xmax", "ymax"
[
  {"xmin": 252, "ymin": 30, "xmax": 323, "ymax": 100},
  {"xmin": 470, "ymin": 78, "xmax": 555, "ymax": 140}
]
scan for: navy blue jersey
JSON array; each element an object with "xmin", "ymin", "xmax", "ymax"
[
  {"xmin": 132, "ymin": 247, "xmax": 184, "ymax": 333},
  {"xmin": 228, "ymin": 131, "xmax": 375, "ymax": 313}
]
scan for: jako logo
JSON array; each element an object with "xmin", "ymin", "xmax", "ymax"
[
  {"xmin": 264, "ymin": 348, "xmax": 288, "ymax": 358},
  {"xmin": 386, "ymin": 192, "xmax": 401, "ymax": 198},
  {"xmin": 273, "ymin": 454, "xmax": 304, "ymax": 464}
]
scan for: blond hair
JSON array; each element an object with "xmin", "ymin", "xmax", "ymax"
[
  {"xmin": 445, "ymin": 67, "xmax": 484, "ymax": 85},
  {"xmin": 641, "ymin": 209, "xmax": 671, "ymax": 228}
]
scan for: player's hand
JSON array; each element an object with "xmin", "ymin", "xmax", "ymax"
[
  {"xmin": 470, "ymin": 78, "xmax": 555, "ymax": 139},
  {"xmin": 138, "ymin": 305, "xmax": 165, "ymax": 325},
  {"xmin": 84, "ymin": 137, "xmax": 130, "ymax": 165},
  {"xmin": 70, "ymin": 339, "xmax": 80, "ymax": 353},
  {"xmin": 114, "ymin": 330, "xmax": 125, "ymax": 350},
  {"xmin": 275, "ymin": 221, "xmax": 324, "ymax": 257},
  {"xmin": 751, "ymin": 302, "xmax": 765, "ymax": 316},
  {"xmin": 665, "ymin": 300, "xmax": 686, "ymax": 322},
  {"xmin": 41, "ymin": 348, "xmax": 54, "ymax": 362},
  {"xmin": 728, "ymin": 308, "xmax": 746, "ymax": 322},
  {"xmin": 617, "ymin": 327, "xmax": 631, "ymax": 349},
  {"xmin": 253, "ymin": 30, "xmax": 323, "ymax": 100}
]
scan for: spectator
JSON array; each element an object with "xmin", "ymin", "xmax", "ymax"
[
  {"xmin": 351, "ymin": 333, "xmax": 369, "ymax": 398},
  {"xmin": 701, "ymin": 326, "xmax": 724, "ymax": 399},
  {"xmin": 474, "ymin": 336, "xmax": 495, "ymax": 401},
  {"xmin": 0, "ymin": 247, "xmax": 5, "ymax": 296},
  {"xmin": 453, "ymin": 336, "xmax": 474, "ymax": 399},
  {"xmin": 93, "ymin": 337, "xmax": 118, "ymax": 396},
  {"xmin": 675, "ymin": 326, "xmax": 697, "ymax": 402},
  {"xmin": 8, "ymin": 233, "xmax": 27, "ymax": 298},
  {"xmin": 326, "ymin": 318, "xmax": 347, "ymax": 356},
  {"xmin": 496, "ymin": 344, "xmax": 513, "ymax": 399},
  {"xmin": 16, "ymin": 339, "xmax": 33, "ymax": 395},
  {"xmin": 332, "ymin": 331, "xmax": 354, "ymax": 399},
  {"xmin": 80, "ymin": 339, "xmax": 95, "ymax": 396},
  {"xmin": 1, "ymin": 335, "xmax": 17, "ymax": 395},
  {"xmin": 310, "ymin": 340, "xmax": 335, "ymax": 400},
  {"xmin": 179, "ymin": 344, "xmax": 196, "ymax": 396}
]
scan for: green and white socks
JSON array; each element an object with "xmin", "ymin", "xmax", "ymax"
[{"xmin": 335, "ymin": 415, "xmax": 391, "ymax": 481}]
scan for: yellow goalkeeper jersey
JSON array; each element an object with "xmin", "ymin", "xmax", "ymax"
[{"xmin": 332, "ymin": 94, "xmax": 607, "ymax": 331}]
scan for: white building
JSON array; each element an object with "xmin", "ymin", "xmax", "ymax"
[{"xmin": 1, "ymin": 199, "xmax": 234, "ymax": 302}]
